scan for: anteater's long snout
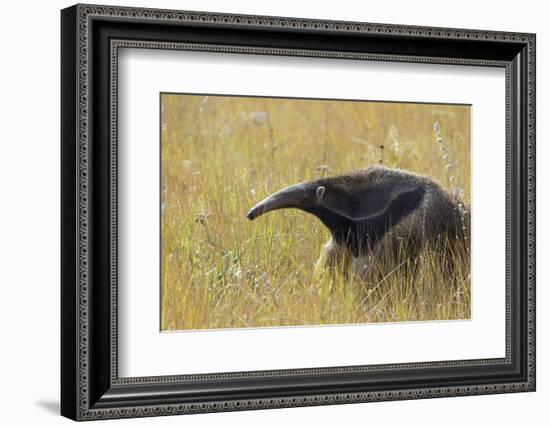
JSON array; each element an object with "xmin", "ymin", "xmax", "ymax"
[
  {"xmin": 247, "ymin": 183, "xmax": 311, "ymax": 221},
  {"xmin": 246, "ymin": 206, "xmax": 263, "ymax": 220}
]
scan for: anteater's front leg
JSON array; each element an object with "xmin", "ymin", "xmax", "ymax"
[{"xmin": 315, "ymin": 236, "xmax": 352, "ymax": 276}]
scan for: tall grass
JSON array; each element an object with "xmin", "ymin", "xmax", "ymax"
[{"xmin": 160, "ymin": 95, "xmax": 471, "ymax": 331}]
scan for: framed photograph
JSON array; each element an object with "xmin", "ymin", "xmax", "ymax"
[{"xmin": 61, "ymin": 4, "xmax": 536, "ymax": 421}]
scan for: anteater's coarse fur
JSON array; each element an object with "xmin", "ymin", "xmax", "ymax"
[{"xmin": 247, "ymin": 166, "xmax": 469, "ymax": 281}]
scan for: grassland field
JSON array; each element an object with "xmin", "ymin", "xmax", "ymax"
[{"xmin": 161, "ymin": 94, "xmax": 471, "ymax": 331}]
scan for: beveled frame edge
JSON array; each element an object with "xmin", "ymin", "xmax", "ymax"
[
  {"xmin": 110, "ymin": 41, "xmax": 512, "ymax": 386},
  {"xmin": 61, "ymin": 3, "xmax": 536, "ymax": 421}
]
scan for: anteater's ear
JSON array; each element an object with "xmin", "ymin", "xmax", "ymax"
[{"xmin": 315, "ymin": 186, "xmax": 326, "ymax": 203}]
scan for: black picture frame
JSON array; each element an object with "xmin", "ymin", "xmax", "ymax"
[{"xmin": 61, "ymin": 3, "xmax": 536, "ymax": 421}]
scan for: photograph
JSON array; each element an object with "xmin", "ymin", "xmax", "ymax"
[{"xmin": 160, "ymin": 94, "xmax": 471, "ymax": 331}]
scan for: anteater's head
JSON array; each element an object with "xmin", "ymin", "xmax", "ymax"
[
  {"xmin": 247, "ymin": 167, "xmax": 432, "ymax": 255},
  {"xmin": 247, "ymin": 181, "xmax": 328, "ymax": 221}
]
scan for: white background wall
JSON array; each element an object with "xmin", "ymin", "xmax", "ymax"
[{"xmin": 0, "ymin": 0, "xmax": 546, "ymax": 424}]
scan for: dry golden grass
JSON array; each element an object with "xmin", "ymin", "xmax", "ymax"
[{"xmin": 160, "ymin": 94, "xmax": 471, "ymax": 331}]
